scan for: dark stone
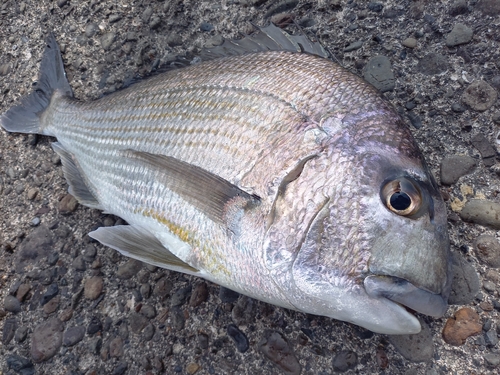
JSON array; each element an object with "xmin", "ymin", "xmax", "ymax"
[
  {"xmin": 416, "ymin": 54, "xmax": 449, "ymax": 75},
  {"xmin": 362, "ymin": 55, "xmax": 395, "ymax": 92},
  {"xmin": 129, "ymin": 312, "xmax": 149, "ymax": 333},
  {"xmin": 189, "ymin": 282, "xmax": 209, "ymax": 307},
  {"xmin": 227, "ymin": 324, "xmax": 249, "ymax": 353},
  {"xmin": 440, "ymin": 155, "xmax": 476, "ymax": 185},
  {"xmin": 448, "ymin": 252, "xmax": 480, "ymax": 305},
  {"xmin": 63, "ymin": 326, "xmax": 86, "ymax": 346},
  {"xmin": 87, "ymin": 316, "xmax": 103, "ymax": 335},
  {"xmin": 258, "ymin": 331, "xmax": 301, "ymax": 375},
  {"xmin": 219, "ymin": 286, "xmax": 240, "ymax": 303},
  {"xmin": 4, "ymin": 295, "xmax": 21, "ymax": 313},
  {"xmin": 170, "ymin": 307, "xmax": 185, "ymax": 330},
  {"xmin": 170, "ymin": 285, "xmax": 192, "ymax": 307},
  {"xmin": 31, "ymin": 318, "xmax": 64, "ymax": 363},
  {"xmin": 15, "ymin": 226, "xmax": 53, "ymax": 273},
  {"xmin": 6, "ymin": 354, "xmax": 34, "ymax": 374},
  {"xmin": 41, "ymin": 283, "xmax": 59, "ymax": 306},
  {"xmin": 2, "ymin": 318, "xmax": 17, "ymax": 344},
  {"xmin": 333, "ymin": 350, "xmax": 358, "ymax": 372}
]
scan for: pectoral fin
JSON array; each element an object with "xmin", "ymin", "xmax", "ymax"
[
  {"xmin": 89, "ymin": 225, "xmax": 198, "ymax": 273},
  {"xmin": 121, "ymin": 150, "xmax": 261, "ymax": 225}
]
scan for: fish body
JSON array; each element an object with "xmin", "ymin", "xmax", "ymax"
[{"xmin": 1, "ymin": 26, "xmax": 451, "ymax": 334}]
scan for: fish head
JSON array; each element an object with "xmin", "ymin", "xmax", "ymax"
[{"xmin": 272, "ymin": 119, "xmax": 451, "ymax": 334}]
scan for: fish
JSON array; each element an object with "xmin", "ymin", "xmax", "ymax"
[{"xmin": 0, "ymin": 24, "xmax": 451, "ymax": 335}]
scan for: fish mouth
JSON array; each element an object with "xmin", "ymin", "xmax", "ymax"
[{"xmin": 364, "ymin": 275, "xmax": 448, "ymax": 318}]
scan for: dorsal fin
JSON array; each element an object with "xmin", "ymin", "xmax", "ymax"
[{"xmin": 199, "ymin": 23, "xmax": 328, "ymax": 61}]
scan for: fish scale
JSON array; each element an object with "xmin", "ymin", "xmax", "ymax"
[{"xmin": 1, "ymin": 26, "xmax": 451, "ymax": 334}]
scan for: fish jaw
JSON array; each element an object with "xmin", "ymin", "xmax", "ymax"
[{"xmin": 286, "ymin": 273, "xmax": 422, "ymax": 334}]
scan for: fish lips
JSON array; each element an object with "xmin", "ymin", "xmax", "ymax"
[{"xmin": 363, "ymin": 275, "xmax": 448, "ymax": 318}]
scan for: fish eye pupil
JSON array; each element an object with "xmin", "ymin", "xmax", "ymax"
[{"xmin": 390, "ymin": 191, "xmax": 411, "ymax": 211}]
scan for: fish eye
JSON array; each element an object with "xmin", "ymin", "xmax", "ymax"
[{"xmin": 381, "ymin": 178, "xmax": 423, "ymax": 217}]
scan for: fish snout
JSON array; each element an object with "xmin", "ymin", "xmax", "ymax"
[{"xmin": 363, "ymin": 275, "xmax": 448, "ymax": 318}]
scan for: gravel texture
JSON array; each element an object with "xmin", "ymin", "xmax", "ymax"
[{"xmin": 1, "ymin": 1, "xmax": 500, "ymax": 374}]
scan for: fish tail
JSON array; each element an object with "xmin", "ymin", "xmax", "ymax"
[{"xmin": 0, "ymin": 33, "xmax": 72, "ymax": 134}]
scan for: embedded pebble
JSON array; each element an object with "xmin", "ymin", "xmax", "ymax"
[
  {"xmin": 109, "ymin": 336, "xmax": 124, "ymax": 357},
  {"xmin": 41, "ymin": 283, "xmax": 59, "ymax": 306},
  {"xmin": 142, "ymin": 323, "xmax": 155, "ymax": 341},
  {"xmin": 58, "ymin": 194, "xmax": 78, "ymax": 213},
  {"xmin": 258, "ymin": 331, "xmax": 301, "ymax": 375},
  {"xmin": 63, "ymin": 326, "xmax": 85, "ymax": 346},
  {"xmin": 72, "ymin": 255, "xmax": 86, "ymax": 271},
  {"xmin": 442, "ymin": 308, "xmax": 482, "ymax": 346},
  {"xmin": 170, "ymin": 285, "xmax": 192, "ymax": 307},
  {"xmin": 416, "ymin": 53, "xmax": 449, "ymax": 75},
  {"xmin": 232, "ymin": 295, "xmax": 257, "ymax": 325},
  {"xmin": 4, "ymin": 295, "xmax": 21, "ymax": 313},
  {"xmin": 3, "ymin": 318, "xmax": 17, "ymax": 344},
  {"xmin": 0, "ymin": 63, "xmax": 11, "ymax": 75},
  {"xmin": 462, "ymin": 81, "xmax": 498, "ymax": 112},
  {"xmin": 332, "ymin": 350, "xmax": 358, "ymax": 372},
  {"xmin": 189, "ymin": 282, "xmax": 208, "ymax": 307},
  {"xmin": 166, "ymin": 34, "xmax": 182, "ymax": 47},
  {"xmin": 402, "ymin": 37, "xmax": 417, "ymax": 48},
  {"xmin": 5, "ymin": 354, "xmax": 34, "ymax": 374},
  {"xmin": 449, "ymin": 0, "xmax": 468, "ymax": 16},
  {"xmin": 170, "ymin": 307, "xmax": 185, "ymax": 330},
  {"xmin": 478, "ymin": 0, "xmax": 500, "ymax": 16},
  {"xmin": 186, "ymin": 363, "xmax": 200, "ymax": 374},
  {"xmin": 15, "ymin": 182, "xmax": 25, "ymax": 194},
  {"xmin": 85, "ymin": 22, "xmax": 99, "ymax": 38},
  {"xmin": 451, "ymin": 102, "xmax": 466, "ymax": 112},
  {"xmin": 15, "ymin": 325, "xmax": 29, "ymax": 343},
  {"xmin": 87, "ymin": 316, "xmax": 103, "ymax": 335},
  {"xmin": 27, "ymin": 188, "xmax": 38, "ymax": 200},
  {"xmin": 471, "ymin": 133, "xmax": 496, "ymax": 166},
  {"xmin": 460, "ymin": 199, "xmax": 500, "ymax": 229},
  {"xmin": 344, "ymin": 40, "xmax": 363, "ymax": 52},
  {"xmin": 43, "ymin": 295, "xmax": 60, "ymax": 314},
  {"xmin": 129, "ymin": 312, "xmax": 149, "ymax": 333},
  {"xmin": 153, "ymin": 277, "xmax": 173, "ymax": 299},
  {"xmin": 440, "ymin": 155, "xmax": 476, "ymax": 185},
  {"xmin": 113, "ymin": 361, "xmax": 128, "ymax": 375},
  {"xmin": 197, "ymin": 333, "xmax": 209, "ymax": 349},
  {"xmin": 219, "ymin": 286, "xmax": 240, "ymax": 303},
  {"xmin": 473, "ymin": 235, "xmax": 500, "ymax": 267},
  {"xmin": 83, "ymin": 244, "xmax": 97, "ymax": 261},
  {"xmin": 362, "ymin": 55, "xmax": 395, "ymax": 92},
  {"xmin": 387, "ymin": 318, "xmax": 434, "ymax": 362},
  {"xmin": 84, "ymin": 276, "xmax": 104, "ymax": 300},
  {"xmin": 227, "ymin": 324, "xmax": 249, "ymax": 353},
  {"xmin": 140, "ymin": 304, "xmax": 156, "ymax": 319},
  {"xmin": 109, "ymin": 14, "xmax": 122, "ymax": 23},
  {"xmin": 484, "ymin": 353, "xmax": 500, "ymax": 367},
  {"xmin": 446, "ymin": 23, "xmax": 473, "ymax": 46},
  {"xmin": 31, "ymin": 318, "xmax": 63, "ymax": 363},
  {"xmin": 101, "ymin": 32, "xmax": 116, "ymax": 50},
  {"xmin": 484, "ymin": 329, "xmax": 499, "ymax": 346},
  {"xmin": 448, "ymin": 251, "xmax": 480, "ymax": 305},
  {"xmin": 117, "ymin": 259, "xmax": 143, "ymax": 279},
  {"xmin": 407, "ymin": 111, "xmax": 422, "ymax": 129}
]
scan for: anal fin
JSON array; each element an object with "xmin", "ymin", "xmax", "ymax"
[
  {"xmin": 52, "ymin": 142, "xmax": 102, "ymax": 209},
  {"xmin": 89, "ymin": 225, "xmax": 199, "ymax": 273}
]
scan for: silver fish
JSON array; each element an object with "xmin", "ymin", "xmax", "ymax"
[{"xmin": 1, "ymin": 25, "xmax": 451, "ymax": 334}]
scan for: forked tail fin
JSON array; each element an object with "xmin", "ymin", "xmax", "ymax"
[{"xmin": 0, "ymin": 33, "xmax": 72, "ymax": 134}]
